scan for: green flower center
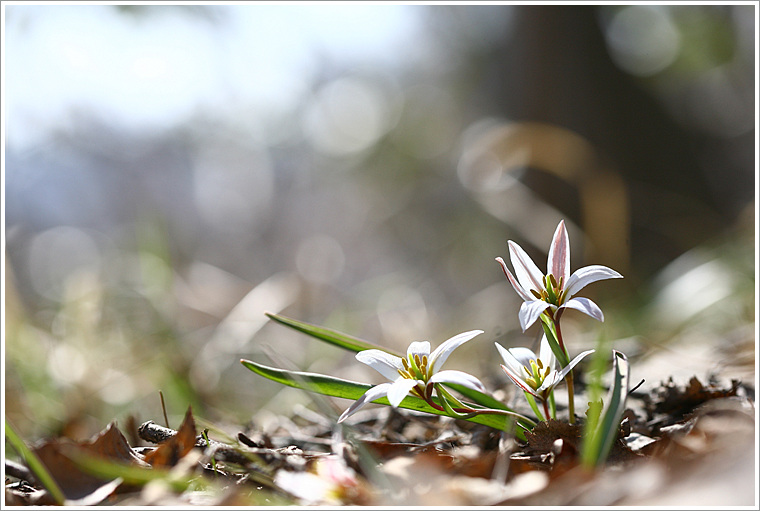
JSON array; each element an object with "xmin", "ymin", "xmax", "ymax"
[
  {"xmin": 530, "ymin": 273, "xmax": 567, "ymax": 306},
  {"xmin": 522, "ymin": 358, "xmax": 552, "ymax": 391}
]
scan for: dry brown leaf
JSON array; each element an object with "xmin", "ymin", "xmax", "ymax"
[
  {"xmin": 142, "ymin": 407, "xmax": 197, "ymax": 468},
  {"xmin": 31, "ymin": 421, "xmax": 148, "ymax": 502}
]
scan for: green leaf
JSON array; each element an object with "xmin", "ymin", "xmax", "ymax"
[
  {"xmin": 264, "ymin": 312, "xmax": 401, "ymax": 356},
  {"xmin": 265, "ymin": 313, "xmax": 518, "ymax": 413},
  {"xmin": 540, "ymin": 315, "xmax": 570, "ymax": 367},
  {"xmin": 581, "ymin": 350, "xmax": 630, "ymax": 468},
  {"xmin": 443, "ymin": 383, "xmax": 508, "ymax": 411},
  {"xmin": 240, "ymin": 358, "xmax": 525, "ymax": 436}
]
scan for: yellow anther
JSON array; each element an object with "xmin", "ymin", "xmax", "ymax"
[{"xmin": 531, "ymin": 289, "xmax": 543, "ymax": 300}]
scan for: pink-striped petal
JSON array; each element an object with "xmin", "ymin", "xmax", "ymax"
[
  {"xmin": 495, "ymin": 342, "xmax": 537, "ymax": 375},
  {"xmin": 547, "ymin": 220, "xmax": 570, "ymax": 283},
  {"xmin": 496, "ymin": 257, "xmax": 533, "ymax": 301},
  {"xmin": 500, "ymin": 364, "xmax": 540, "ymax": 398},
  {"xmin": 508, "ymin": 241, "xmax": 545, "ymax": 294}
]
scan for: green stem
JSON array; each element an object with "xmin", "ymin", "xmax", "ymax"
[
  {"xmin": 566, "ymin": 370, "xmax": 576, "ymax": 424},
  {"xmin": 524, "ymin": 391, "xmax": 545, "ymax": 422}
]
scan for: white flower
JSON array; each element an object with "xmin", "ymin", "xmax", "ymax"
[
  {"xmin": 338, "ymin": 330, "xmax": 486, "ymax": 423},
  {"xmin": 496, "ymin": 219, "xmax": 623, "ymax": 331},
  {"xmin": 274, "ymin": 455, "xmax": 365, "ymax": 505},
  {"xmin": 495, "ymin": 336, "xmax": 594, "ymax": 402}
]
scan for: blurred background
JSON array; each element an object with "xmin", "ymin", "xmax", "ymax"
[{"xmin": 3, "ymin": 4, "xmax": 756, "ymax": 441}]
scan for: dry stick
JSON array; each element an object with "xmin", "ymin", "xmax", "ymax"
[
  {"xmin": 159, "ymin": 391, "xmax": 170, "ymax": 428},
  {"xmin": 138, "ymin": 421, "xmax": 250, "ymax": 465},
  {"xmin": 5, "ymin": 458, "xmax": 37, "ymax": 484},
  {"xmin": 137, "ymin": 421, "xmax": 323, "ymax": 469},
  {"xmin": 138, "ymin": 421, "xmax": 303, "ymax": 497}
]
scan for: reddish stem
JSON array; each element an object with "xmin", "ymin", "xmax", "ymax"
[{"xmin": 553, "ymin": 308, "xmax": 577, "ymax": 423}]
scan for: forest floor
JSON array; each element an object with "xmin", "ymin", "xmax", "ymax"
[{"xmin": 5, "ymin": 336, "xmax": 756, "ymax": 507}]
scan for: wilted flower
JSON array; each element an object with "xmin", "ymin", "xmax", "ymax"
[
  {"xmin": 495, "ymin": 336, "xmax": 594, "ymax": 402},
  {"xmin": 338, "ymin": 330, "xmax": 486, "ymax": 423},
  {"xmin": 496, "ymin": 220, "xmax": 623, "ymax": 331}
]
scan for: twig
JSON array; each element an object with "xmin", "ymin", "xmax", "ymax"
[
  {"xmin": 159, "ymin": 391, "xmax": 170, "ymax": 428},
  {"xmin": 137, "ymin": 420, "xmax": 326, "ymax": 469},
  {"xmin": 5, "ymin": 459, "xmax": 38, "ymax": 484}
]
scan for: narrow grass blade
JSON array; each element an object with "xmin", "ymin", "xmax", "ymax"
[
  {"xmin": 265, "ymin": 312, "xmax": 401, "ymax": 356},
  {"xmin": 582, "ymin": 350, "xmax": 630, "ymax": 468},
  {"xmin": 5, "ymin": 420, "xmax": 66, "ymax": 505},
  {"xmin": 241, "ymin": 359, "xmax": 514, "ymax": 432}
]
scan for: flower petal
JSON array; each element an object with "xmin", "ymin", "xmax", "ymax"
[
  {"xmin": 519, "ymin": 300, "xmax": 554, "ymax": 331},
  {"xmin": 564, "ymin": 265, "xmax": 623, "ymax": 299},
  {"xmin": 430, "ymin": 369, "xmax": 487, "ymax": 393},
  {"xmin": 387, "ymin": 378, "xmax": 421, "ymax": 407},
  {"xmin": 508, "ymin": 240, "xmax": 545, "ymax": 294},
  {"xmin": 407, "ymin": 341, "xmax": 431, "ymax": 359},
  {"xmin": 537, "ymin": 335, "xmax": 557, "ymax": 370},
  {"xmin": 496, "ymin": 257, "xmax": 533, "ymax": 302},
  {"xmin": 557, "ymin": 349, "xmax": 595, "ymax": 380},
  {"xmin": 547, "ymin": 220, "xmax": 570, "ymax": 284},
  {"xmin": 429, "ymin": 329, "xmax": 483, "ymax": 373},
  {"xmin": 495, "ymin": 342, "xmax": 536, "ymax": 375},
  {"xmin": 500, "ymin": 364, "xmax": 539, "ymax": 398},
  {"xmin": 537, "ymin": 370, "xmax": 562, "ymax": 394},
  {"xmin": 337, "ymin": 382, "xmax": 393, "ymax": 423},
  {"xmin": 355, "ymin": 350, "xmax": 403, "ymax": 381},
  {"xmin": 561, "ymin": 297, "xmax": 604, "ymax": 322}
]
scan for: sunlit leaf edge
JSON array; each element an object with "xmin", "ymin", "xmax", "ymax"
[
  {"xmin": 263, "ymin": 312, "xmax": 523, "ymax": 415},
  {"xmin": 582, "ymin": 350, "xmax": 630, "ymax": 467},
  {"xmin": 240, "ymin": 358, "xmax": 526, "ymax": 437},
  {"xmin": 264, "ymin": 312, "xmax": 401, "ymax": 356}
]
